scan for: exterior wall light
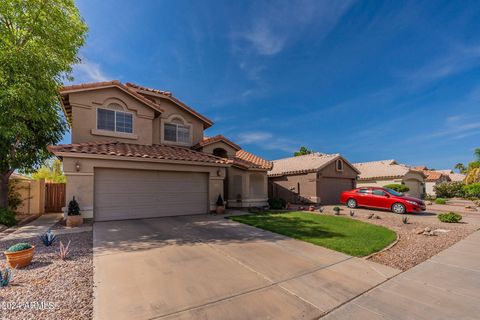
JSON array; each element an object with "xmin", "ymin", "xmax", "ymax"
[{"xmin": 75, "ymin": 161, "xmax": 81, "ymax": 172}]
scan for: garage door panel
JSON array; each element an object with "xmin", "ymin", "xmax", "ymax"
[{"xmin": 94, "ymin": 168, "xmax": 209, "ymax": 221}]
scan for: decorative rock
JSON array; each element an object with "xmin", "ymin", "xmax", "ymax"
[
  {"xmin": 414, "ymin": 228, "xmax": 424, "ymax": 235},
  {"xmin": 309, "ymin": 206, "xmax": 315, "ymax": 212},
  {"xmin": 426, "ymin": 201, "xmax": 433, "ymax": 205},
  {"xmin": 433, "ymin": 229, "xmax": 450, "ymax": 233},
  {"xmin": 424, "ymin": 227, "xmax": 431, "ymax": 232},
  {"xmin": 318, "ymin": 207, "xmax": 324, "ymax": 213}
]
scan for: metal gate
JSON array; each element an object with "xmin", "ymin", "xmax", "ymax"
[{"xmin": 45, "ymin": 183, "xmax": 66, "ymax": 212}]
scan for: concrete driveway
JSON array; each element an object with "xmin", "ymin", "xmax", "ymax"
[{"xmin": 93, "ymin": 215, "xmax": 399, "ymax": 320}]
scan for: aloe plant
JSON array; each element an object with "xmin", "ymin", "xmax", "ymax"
[
  {"xmin": 40, "ymin": 230, "xmax": 56, "ymax": 246},
  {"xmin": 58, "ymin": 240, "xmax": 71, "ymax": 260},
  {"xmin": 0, "ymin": 267, "xmax": 13, "ymax": 288}
]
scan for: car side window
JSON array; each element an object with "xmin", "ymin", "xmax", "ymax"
[
  {"xmin": 356, "ymin": 188, "xmax": 370, "ymax": 194},
  {"xmin": 372, "ymin": 189, "xmax": 385, "ymax": 196}
]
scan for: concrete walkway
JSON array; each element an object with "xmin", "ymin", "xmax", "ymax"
[
  {"xmin": 1, "ymin": 213, "xmax": 62, "ymax": 240},
  {"xmin": 323, "ymin": 230, "xmax": 480, "ymax": 320}
]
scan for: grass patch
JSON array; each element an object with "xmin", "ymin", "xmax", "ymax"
[{"xmin": 231, "ymin": 211, "xmax": 397, "ymax": 257}]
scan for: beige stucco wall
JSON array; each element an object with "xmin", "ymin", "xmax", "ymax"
[
  {"xmin": 10, "ymin": 178, "xmax": 45, "ymax": 215},
  {"xmin": 269, "ymin": 172, "xmax": 318, "ymax": 204},
  {"xmin": 316, "ymin": 161, "xmax": 358, "ymax": 204},
  {"xmin": 226, "ymin": 167, "xmax": 268, "ymax": 208},
  {"xmin": 62, "ymin": 155, "xmax": 227, "ymax": 219},
  {"xmin": 149, "ymin": 97, "xmax": 205, "ymax": 146},
  {"xmin": 69, "ymin": 87, "xmax": 156, "ymax": 145},
  {"xmin": 425, "ymin": 176, "xmax": 449, "ymax": 196}
]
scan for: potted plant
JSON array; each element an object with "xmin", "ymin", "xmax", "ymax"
[
  {"xmin": 66, "ymin": 196, "xmax": 83, "ymax": 227},
  {"xmin": 216, "ymin": 194, "xmax": 225, "ymax": 214},
  {"xmin": 4, "ymin": 243, "xmax": 35, "ymax": 268}
]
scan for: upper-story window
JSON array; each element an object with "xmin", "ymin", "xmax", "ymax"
[
  {"xmin": 97, "ymin": 107, "xmax": 133, "ymax": 133},
  {"xmin": 164, "ymin": 122, "xmax": 190, "ymax": 144}
]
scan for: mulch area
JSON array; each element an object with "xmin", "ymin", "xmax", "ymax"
[
  {"xmin": 0, "ymin": 231, "xmax": 93, "ymax": 320},
  {"xmin": 320, "ymin": 205, "xmax": 479, "ymax": 270}
]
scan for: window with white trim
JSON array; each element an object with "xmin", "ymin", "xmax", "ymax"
[
  {"xmin": 164, "ymin": 122, "xmax": 190, "ymax": 143},
  {"xmin": 97, "ymin": 108, "xmax": 133, "ymax": 133}
]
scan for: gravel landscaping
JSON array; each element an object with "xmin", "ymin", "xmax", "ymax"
[
  {"xmin": 0, "ymin": 231, "xmax": 92, "ymax": 320},
  {"xmin": 322, "ymin": 205, "xmax": 479, "ymax": 270}
]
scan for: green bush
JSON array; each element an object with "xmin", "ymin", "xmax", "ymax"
[
  {"xmin": 463, "ymin": 183, "xmax": 480, "ymax": 198},
  {"xmin": 67, "ymin": 196, "xmax": 80, "ymax": 216},
  {"xmin": 8, "ymin": 180, "xmax": 23, "ymax": 212},
  {"xmin": 7, "ymin": 243, "xmax": 32, "ymax": 252},
  {"xmin": 438, "ymin": 212, "xmax": 462, "ymax": 223},
  {"xmin": 268, "ymin": 198, "xmax": 286, "ymax": 209},
  {"xmin": 434, "ymin": 182, "xmax": 465, "ymax": 198},
  {"xmin": 384, "ymin": 184, "xmax": 410, "ymax": 193},
  {"xmin": 0, "ymin": 208, "xmax": 17, "ymax": 227},
  {"xmin": 435, "ymin": 198, "xmax": 447, "ymax": 204}
]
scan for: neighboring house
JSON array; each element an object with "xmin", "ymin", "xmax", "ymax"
[
  {"xmin": 412, "ymin": 166, "xmax": 451, "ymax": 196},
  {"xmin": 353, "ymin": 160, "xmax": 426, "ymax": 198},
  {"xmin": 268, "ymin": 153, "xmax": 359, "ymax": 205},
  {"xmin": 434, "ymin": 169, "xmax": 466, "ymax": 182},
  {"xmin": 49, "ymin": 80, "xmax": 271, "ymax": 221}
]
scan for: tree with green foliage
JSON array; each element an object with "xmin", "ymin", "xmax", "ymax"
[
  {"xmin": 294, "ymin": 146, "xmax": 313, "ymax": 157},
  {"xmin": 32, "ymin": 159, "xmax": 66, "ymax": 183},
  {"xmin": 0, "ymin": 0, "xmax": 87, "ymax": 209},
  {"xmin": 455, "ymin": 163, "xmax": 467, "ymax": 174},
  {"xmin": 474, "ymin": 148, "xmax": 480, "ymax": 161}
]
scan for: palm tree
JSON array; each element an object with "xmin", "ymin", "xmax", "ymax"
[{"xmin": 455, "ymin": 163, "xmax": 467, "ymax": 174}]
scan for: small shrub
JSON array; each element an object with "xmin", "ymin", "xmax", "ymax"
[
  {"xmin": 68, "ymin": 196, "xmax": 80, "ymax": 216},
  {"xmin": 424, "ymin": 194, "xmax": 436, "ymax": 201},
  {"xmin": 268, "ymin": 198, "xmax": 286, "ymax": 210},
  {"xmin": 0, "ymin": 267, "xmax": 14, "ymax": 288},
  {"xmin": 434, "ymin": 182, "xmax": 465, "ymax": 198},
  {"xmin": 438, "ymin": 212, "xmax": 462, "ymax": 223},
  {"xmin": 58, "ymin": 240, "xmax": 71, "ymax": 260},
  {"xmin": 0, "ymin": 208, "xmax": 17, "ymax": 227},
  {"xmin": 333, "ymin": 207, "xmax": 342, "ymax": 215},
  {"xmin": 7, "ymin": 243, "xmax": 32, "ymax": 252},
  {"xmin": 8, "ymin": 180, "xmax": 23, "ymax": 212},
  {"xmin": 39, "ymin": 230, "xmax": 56, "ymax": 246},
  {"xmin": 349, "ymin": 210, "xmax": 354, "ymax": 217},
  {"xmin": 216, "ymin": 194, "xmax": 225, "ymax": 207},
  {"xmin": 463, "ymin": 183, "xmax": 480, "ymax": 198},
  {"xmin": 384, "ymin": 184, "xmax": 410, "ymax": 193},
  {"xmin": 435, "ymin": 198, "xmax": 447, "ymax": 204},
  {"xmin": 402, "ymin": 216, "xmax": 409, "ymax": 224}
]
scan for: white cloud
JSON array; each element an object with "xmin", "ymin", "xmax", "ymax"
[
  {"xmin": 236, "ymin": 131, "xmax": 298, "ymax": 153},
  {"xmin": 238, "ymin": 0, "xmax": 355, "ymax": 56},
  {"xmin": 71, "ymin": 59, "xmax": 111, "ymax": 83}
]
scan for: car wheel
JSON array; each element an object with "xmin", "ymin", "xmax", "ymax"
[
  {"xmin": 346, "ymin": 199, "xmax": 357, "ymax": 208},
  {"xmin": 392, "ymin": 203, "xmax": 406, "ymax": 214}
]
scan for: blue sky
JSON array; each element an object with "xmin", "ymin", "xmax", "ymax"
[{"xmin": 64, "ymin": 0, "xmax": 480, "ymax": 169}]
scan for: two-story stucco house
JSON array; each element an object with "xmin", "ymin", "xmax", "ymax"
[{"xmin": 49, "ymin": 81, "xmax": 272, "ymax": 221}]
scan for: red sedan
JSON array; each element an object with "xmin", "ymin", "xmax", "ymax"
[{"xmin": 340, "ymin": 187, "xmax": 426, "ymax": 214}]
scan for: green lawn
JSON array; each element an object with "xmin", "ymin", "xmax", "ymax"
[{"xmin": 230, "ymin": 212, "xmax": 397, "ymax": 257}]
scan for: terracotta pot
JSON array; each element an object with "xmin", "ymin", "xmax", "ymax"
[
  {"xmin": 66, "ymin": 215, "xmax": 84, "ymax": 228},
  {"xmin": 4, "ymin": 246, "xmax": 35, "ymax": 268},
  {"xmin": 216, "ymin": 206, "xmax": 225, "ymax": 215}
]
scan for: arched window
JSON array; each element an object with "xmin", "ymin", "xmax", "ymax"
[
  {"xmin": 164, "ymin": 116, "xmax": 191, "ymax": 144},
  {"xmin": 213, "ymin": 148, "xmax": 228, "ymax": 158},
  {"xmin": 336, "ymin": 159, "xmax": 344, "ymax": 172}
]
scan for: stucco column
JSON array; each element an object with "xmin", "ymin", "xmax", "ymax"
[
  {"xmin": 63, "ymin": 157, "xmax": 94, "ymax": 218},
  {"xmin": 209, "ymin": 168, "xmax": 226, "ymax": 211}
]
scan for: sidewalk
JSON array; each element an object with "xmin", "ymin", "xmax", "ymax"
[
  {"xmin": 1, "ymin": 213, "xmax": 63, "ymax": 241},
  {"xmin": 322, "ymin": 230, "xmax": 480, "ymax": 319}
]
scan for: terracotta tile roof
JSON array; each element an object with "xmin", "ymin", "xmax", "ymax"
[
  {"xmin": 233, "ymin": 150, "xmax": 273, "ymax": 170},
  {"xmin": 125, "ymin": 82, "xmax": 213, "ymax": 128},
  {"xmin": 353, "ymin": 160, "xmax": 425, "ymax": 180},
  {"xmin": 60, "ymin": 80, "xmax": 165, "ymax": 116},
  {"xmin": 196, "ymin": 135, "xmax": 241, "ymax": 150},
  {"xmin": 48, "ymin": 141, "xmax": 229, "ymax": 165},
  {"xmin": 448, "ymin": 173, "xmax": 466, "ymax": 182},
  {"xmin": 268, "ymin": 153, "xmax": 348, "ymax": 177},
  {"xmin": 423, "ymin": 170, "xmax": 449, "ymax": 182}
]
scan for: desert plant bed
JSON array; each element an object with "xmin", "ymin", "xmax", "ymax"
[
  {"xmin": 0, "ymin": 231, "xmax": 92, "ymax": 320},
  {"xmin": 319, "ymin": 206, "xmax": 478, "ymax": 271},
  {"xmin": 231, "ymin": 211, "xmax": 397, "ymax": 257}
]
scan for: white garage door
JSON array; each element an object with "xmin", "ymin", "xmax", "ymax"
[{"xmin": 94, "ymin": 168, "xmax": 209, "ymax": 221}]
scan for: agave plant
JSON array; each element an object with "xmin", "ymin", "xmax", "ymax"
[
  {"xmin": 40, "ymin": 230, "xmax": 56, "ymax": 246},
  {"xmin": 402, "ymin": 216, "xmax": 409, "ymax": 224},
  {"xmin": 58, "ymin": 240, "xmax": 71, "ymax": 261},
  {"xmin": 349, "ymin": 210, "xmax": 355, "ymax": 217},
  {"xmin": 0, "ymin": 267, "xmax": 14, "ymax": 288}
]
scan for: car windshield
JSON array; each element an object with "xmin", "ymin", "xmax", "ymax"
[{"xmin": 385, "ymin": 188, "xmax": 403, "ymax": 196}]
